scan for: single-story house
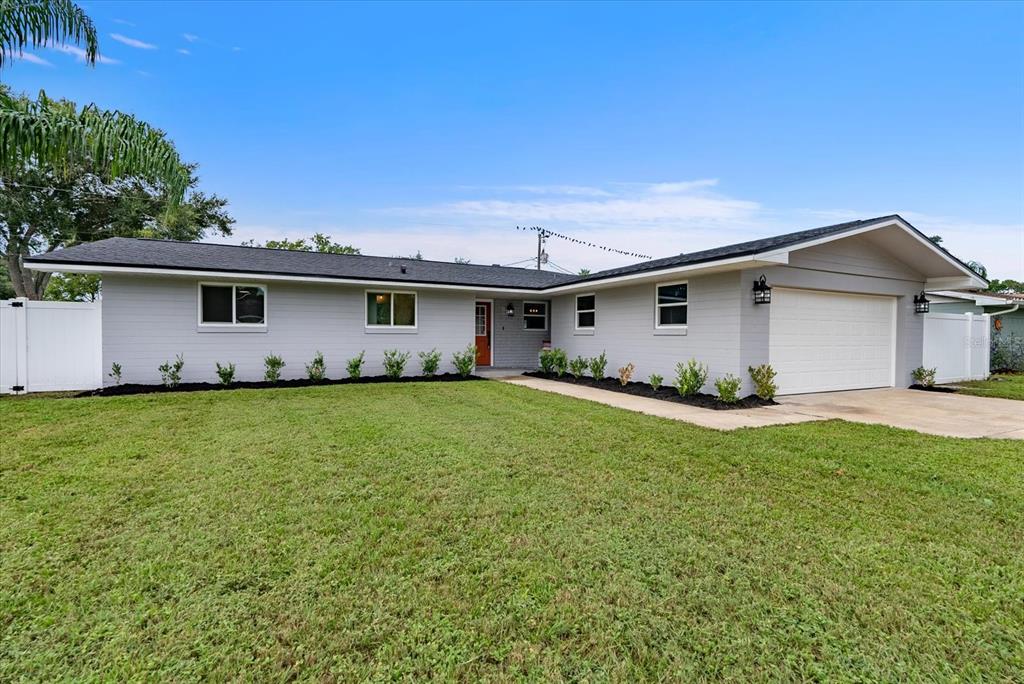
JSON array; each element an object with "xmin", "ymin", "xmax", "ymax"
[
  {"xmin": 25, "ymin": 214, "xmax": 986, "ymax": 395},
  {"xmin": 928, "ymin": 290, "xmax": 1024, "ymax": 337}
]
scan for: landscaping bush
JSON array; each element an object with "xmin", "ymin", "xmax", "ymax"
[
  {"xmin": 108, "ymin": 362, "xmax": 122, "ymax": 386},
  {"xmin": 569, "ymin": 356, "xmax": 589, "ymax": 380},
  {"xmin": 589, "ymin": 351, "xmax": 608, "ymax": 381},
  {"xmin": 418, "ymin": 348, "xmax": 442, "ymax": 376},
  {"xmin": 539, "ymin": 348, "xmax": 559, "ymax": 374},
  {"xmin": 215, "ymin": 362, "xmax": 236, "ymax": 386},
  {"xmin": 748, "ymin": 363, "xmax": 778, "ymax": 400},
  {"xmin": 618, "ymin": 362, "xmax": 635, "ymax": 386},
  {"xmin": 306, "ymin": 351, "xmax": 327, "ymax": 382},
  {"xmin": 158, "ymin": 354, "xmax": 184, "ymax": 388},
  {"xmin": 383, "ymin": 350, "xmax": 411, "ymax": 379},
  {"xmin": 714, "ymin": 374, "xmax": 742, "ymax": 403},
  {"xmin": 264, "ymin": 354, "xmax": 285, "ymax": 383},
  {"xmin": 551, "ymin": 348, "xmax": 568, "ymax": 377},
  {"xmin": 675, "ymin": 358, "xmax": 708, "ymax": 397},
  {"xmin": 346, "ymin": 351, "xmax": 365, "ymax": 379},
  {"xmin": 648, "ymin": 373, "xmax": 663, "ymax": 391},
  {"xmin": 991, "ymin": 333, "xmax": 1024, "ymax": 372},
  {"xmin": 911, "ymin": 366, "xmax": 937, "ymax": 387},
  {"xmin": 452, "ymin": 345, "xmax": 476, "ymax": 377}
]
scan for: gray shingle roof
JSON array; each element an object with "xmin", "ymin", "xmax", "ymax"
[
  {"xmin": 27, "ymin": 237, "xmax": 578, "ymax": 289},
  {"xmin": 29, "ymin": 214, "xmax": 957, "ymax": 291}
]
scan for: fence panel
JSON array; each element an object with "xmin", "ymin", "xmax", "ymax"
[
  {"xmin": 0, "ymin": 299, "xmax": 102, "ymax": 394},
  {"xmin": 923, "ymin": 312, "xmax": 990, "ymax": 384}
]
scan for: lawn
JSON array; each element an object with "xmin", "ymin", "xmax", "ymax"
[
  {"xmin": 956, "ymin": 372, "xmax": 1024, "ymax": 400},
  {"xmin": 1, "ymin": 382, "xmax": 1022, "ymax": 680}
]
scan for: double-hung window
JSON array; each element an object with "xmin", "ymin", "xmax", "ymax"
[
  {"xmin": 366, "ymin": 290, "xmax": 417, "ymax": 328},
  {"xmin": 523, "ymin": 301, "xmax": 548, "ymax": 330},
  {"xmin": 199, "ymin": 283, "xmax": 266, "ymax": 327},
  {"xmin": 655, "ymin": 281, "xmax": 687, "ymax": 327},
  {"xmin": 575, "ymin": 294, "xmax": 596, "ymax": 329}
]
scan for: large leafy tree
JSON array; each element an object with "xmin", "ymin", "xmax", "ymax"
[
  {"xmin": 1, "ymin": 159, "xmax": 234, "ymax": 299},
  {"xmin": 0, "ymin": 0, "xmax": 97, "ymax": 68},
  {"xmin": 241, "ymin": 233, "xmax": 360, "ymax": 255}
]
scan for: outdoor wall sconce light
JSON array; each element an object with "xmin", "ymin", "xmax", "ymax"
[
  {"xmin": 913, "ymin": 291, "xmax": 930, "ymax": 314},
  {"xmin": 506, "ymin": 302, "xmax": 515, "ymax": 318},
  {"xmin": 752, "ymin": 274, "xmax": 772, "ymax": 304}
]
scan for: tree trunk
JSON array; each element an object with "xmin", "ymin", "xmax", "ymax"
[{"xmin": 5, "ymin": 250, "xmax": 48, "ymax": 300}]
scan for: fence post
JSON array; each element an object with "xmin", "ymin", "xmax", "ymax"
[
  {"xmin": 13, "ymin": 297, "xmax": 29, "ymax": 393},
  {"xmin": 964, "ymin": 313, "xmax": 973, "ymax": 381}
]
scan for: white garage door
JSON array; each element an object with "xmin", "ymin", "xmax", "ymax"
[{"xmin": 769, "ymin": 288, "xmax": 895, "ymax": 395}]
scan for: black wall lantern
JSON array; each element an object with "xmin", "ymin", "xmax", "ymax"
[
  {"xmin": 913, "ymin": 291, "xmax": 930, "ymax": 314},
  {"xmin": 505, "ymin": 302, "xmax": 515, "ymax": 318},
  {"xmin": 752, "ymin": 274, "xmax": 772, "ymax": 304}
]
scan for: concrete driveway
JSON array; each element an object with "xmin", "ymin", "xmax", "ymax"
[{"xmin": 777, "ymin": 388, "xmax": 1024, "ymax": 439}]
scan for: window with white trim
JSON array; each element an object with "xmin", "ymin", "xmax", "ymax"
[
  {"xmin": 199, "ymin": 283, "xmax": 266, "ymax": 326},
  {"xmin": 523, "ymin": 301, "xmax": 548, "ymax": 330},
  {"xmin": 576, "ymin": 294, "xmax": 595, "ymax": 329},
  {"xmin": 655, "ymin": 281, "xmax": 687, "ymax": 327},
  {"xmin": 366, "ymin": 291, "xmax": 416, "ymax": 327}
]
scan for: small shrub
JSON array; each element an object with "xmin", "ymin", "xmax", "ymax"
[
  {"xmin": 589, "ymin": 351, "xmax": 608, "ymax": 381},
  {"xmin": 675, "ymin": 358, "xmax": 708, "ymax": 397},
  {"xmin": 618, "ymin": 362, "xmax": 635, "ymax": 386},
  {"xmin": 264, "ymin": 354, "xmax": 285, "ymax": 383},
  {"xmin": 911, "ymin": 366, "xmax": 937, "ymax": 387},
  {"xmin": 418, "ymin": 348, "xmax": 442, "ymax": 376},
  {"xmin": 108, "ymin": 362, "xmax": 122, "ymax": 385},
  {"xmin": 748, "ymin": 363, "xmax": 778, "ymax": 400},
  {"xmin": 306, "ymin": 351, "xmax": 327, "ymax": 381},
  {"xmin": 158, "ymin": 354, "xmax": 184, "ymax": 388},
  {"xmin": 715, "ymin": 374, "xmax": 742, "ymax": 404},
  {"xmin": 648, "ymin": 373, "xmax": 663, "ymax": 391},
  {"xmin": 346, "ymin": 351, "xmax": 365, "ymax": 379},
  {"xmin": 568, "ymin": 356, "xmax": 589, "ymax": 380},
  {"xmin": 991, "ymin": 332, "xmax": 1024, "ymax": 372},
  {"xmin": 539, "ymin": 348, "xmax": 558, "ymax": 374},
  {"xmin": 215, "ymin": 362, "xmax": 236, "ymax": 386},
  {"xmin": 551, "ymin": 348, "xmax": 569, "ymax": 377},
  {"xmin": 452, "ymin": 345, "xmax": 476, "ymax": 377},
  {"xmin": 383, "ymin": 349, "xmax": 411, "ymax": 379}
]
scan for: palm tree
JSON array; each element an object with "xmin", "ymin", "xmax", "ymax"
[{"xmin": 0, "ymin": 1, "xmax": 189, "ymax": 202}]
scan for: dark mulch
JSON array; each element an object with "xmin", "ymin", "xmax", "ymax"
[
  {"xmin": 522, "ymin": 372, "xmax": 776, "ymax": 410},
  {"xmin": 78, "ymin": 373, "xmax": 483, "ymax": 398},
  {"xmin": 909, "ymin": 384, "xmax": 959, "ymax": 394}
]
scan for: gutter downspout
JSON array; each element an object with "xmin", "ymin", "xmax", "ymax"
[{"xmin": 989, "ymin": 304, "xmax": 1020, "ymax": 317}]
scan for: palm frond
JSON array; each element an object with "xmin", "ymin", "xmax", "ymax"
[
  {"xmin": 0, "ymin": 0, "xmax": 98, "ymax": 68},
  {"xmin": 0, "ymin": 90, "xmax": 190, "ymax": 203}
]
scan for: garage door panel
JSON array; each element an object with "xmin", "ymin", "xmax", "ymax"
[{"xmin": 769, "ymin": 288, "xmax": 895, "ymax": 395}]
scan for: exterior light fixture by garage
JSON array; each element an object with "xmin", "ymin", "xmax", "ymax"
[
  {"xmin": 913, "ymin": 291, "xmax": 930, "ymax": 314},
  {"xmin": 752, "ymin": 274, "xmax": 772, "ymax": 304},
  {"xmin": 506, "ymin": 302, "xmax": 515, "ymax": 317}
]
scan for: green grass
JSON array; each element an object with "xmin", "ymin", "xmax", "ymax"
[
  {"xmin": 956, "ymin": 373, "xmax": 1024, "ymax": 400},
  {"xmin": 1, "ymin": 382, "xmax": 1022, "ymax": 680}
]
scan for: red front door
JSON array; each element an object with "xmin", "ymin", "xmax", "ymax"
[{"xmin": 475, "ymin": 302, "xmax": 492, "ymax": 366}]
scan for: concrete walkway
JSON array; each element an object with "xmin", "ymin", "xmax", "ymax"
[{"xmin": 499, "ymin": 376, "xmax": 1024, "ymax": 439}]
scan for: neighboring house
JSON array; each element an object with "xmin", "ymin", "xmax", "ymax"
[
  {"xmin": 25, "ymin": 214, "xmax": 985, "ymax": 396},
  {"xmin": 929, "ymin": 290, "xmax": 1024, "ymax": 337}
]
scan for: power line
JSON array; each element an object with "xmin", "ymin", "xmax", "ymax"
[{"xmin": 516, "ymin": 225, "xmax": 651, "ymax": 260}]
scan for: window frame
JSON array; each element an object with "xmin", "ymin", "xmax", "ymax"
[
  {"xmin": 522, "ymin": 300, "xmax": 549, "ymax": 331},
  {"xmin": 197, "ymin": 281, "xmax": 268, "ymax": 328},
  {"xmin": 575, "ymin": 292, "xmax": 596, "ymax": 330},
  {"xmin": 654, "ymin": 280, "xmax": 688, "ymax": 330},
  {"xmin": 364, "ymin": 289, "xmax": 418, "ymax": 329}
]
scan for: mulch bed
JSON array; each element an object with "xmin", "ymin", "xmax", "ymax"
[
  {"xmin": 522, "ymin": 372, "xmax": 777, "ymax": 410},
  {"xmin": 909, "ymin": 384, "xmax": 959, "ymax": 394},
  {"xmin": 78, "ymin": 373, "xmax": 483, "ymax": 398}
]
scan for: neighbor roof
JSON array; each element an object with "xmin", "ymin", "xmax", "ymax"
[{"xmin": 26, "ymin": 214, "xmax": 980, "ymax": 291}]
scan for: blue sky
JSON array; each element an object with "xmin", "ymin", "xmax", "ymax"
[{"xmin": 4, "ymin": 1, "xmax": 1023, "ymax": 277}]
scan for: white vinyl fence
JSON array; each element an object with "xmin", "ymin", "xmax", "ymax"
[
  {"xmin": 922, "ymin": 312, "xmax": 990, "ymax": 384},
  {"xmin": 0, "ymin": 298, "xmax": 102, "ymax": 394}
]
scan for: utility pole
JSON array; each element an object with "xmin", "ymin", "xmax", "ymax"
[{"xmin": 535, "ymin": 228, "xmax": 549, "ymax": 270}]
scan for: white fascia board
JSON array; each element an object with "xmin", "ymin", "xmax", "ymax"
[
  {"xmin": 756, "ymin": 216, "xmax": 987, "ymax": 287},
  {"xmin": 540, "ymin": 253, "xmax": 790, "ymax": 295},
  {"xmin": 927, "ymin": 290, "xmax": 1008, "ymax": 306},
  {"xmin": 925, "ymin": 276, "xmax": 988, "ymax": 291},
  {"xmin": 21, "ymin": 262, "xmax": 543, "ymax": 296}
]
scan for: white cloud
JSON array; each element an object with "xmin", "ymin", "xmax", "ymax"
[
  {"xmin": 232, "ymin": 46, "xmax": 242, "ymax": 52},
  {"xmin": 110, "ymin": 33, "xmax": 157, "ymax": 50},
  {"xmin": 646, "ymin": 179, "xmax": 720, "ymax": 194},
  {"xmin": 48, "ymin": 44, "xmax": 120, "ymax": 64},
  {"xmin": 183, "ymin": 33, "xmax": 200, "ymax": 42},
  {"xmin": 176, "ymin": 48, "xmax": 191, "ymax": 55},
  {"xmin": 16, "ymin": 52, "xmax": 53, "ymax": 66},
  {"xmin": 112, "ymin": 19, "xmax": 135, "ymax": 27},
  {"xmin": 135, "ymin": 70, "xmax": 152, "ymax": 78}
]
